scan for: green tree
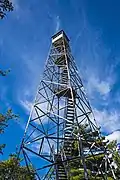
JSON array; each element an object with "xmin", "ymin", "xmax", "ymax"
[
  {"xmin": 0, "ymin": 154, "xmax": 35, "ymax": 179},
  {"xmin": 0, "ymin": 0, "xmax": 13, "ymax": 19},
  {"xmin": 0, "ymin": 109, "xmax": 18, "ymax": 154},
  {"xmin": 0, "ymin": 69, "xmax": 10, "ymax": 76},
  {"xmin": 108, "ymin": 140, "xmax": 120, "ymax": 177},
  {"xmin": 0, "ymin": 1, "xmax": 13, "ymax": 75},
  {"xmin": 0, "ymin": 67, "xmax": 35, "ymax": 180},
  {"xmin": 69, "ymin": 124, "xmax": 112, "ymax": 179},
  {"xmin": 0, "ymin": 4, "xmax": 35, "ymax": 178}
]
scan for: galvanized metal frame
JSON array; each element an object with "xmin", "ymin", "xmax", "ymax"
[{"xmin": 19, "ymin": 31, "xmax": 116, "ymax": 180}]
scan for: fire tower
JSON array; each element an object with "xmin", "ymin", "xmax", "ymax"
[{"xmin": 19, "ymin": 31, "xmax": 116, "ymax": 179}]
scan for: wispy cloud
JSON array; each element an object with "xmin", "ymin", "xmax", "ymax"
[
  {"xmin": 20, "ymin": 99, "xmax": 32, "ymax": 114},
  {"xmin": 55, "ymin": 15, "xmax": 60, "ymax": 32},
  {"xmin": 93, "ymin": 108, "xmax": 120, "ymax": 133},
  {"xmin": 106, "ymin": 130, "xmax": 120, "ymax": 143},
  {"xmin": 86, "ymin": 75, "xmax": 112, "ymax": 97},
  {"xmin": 71, "ymin": 7, "xmax": 120, "ymax": 139},
  {"xmin": 12, "ymin": 4, "xmax": 119, "ymax": 145}
]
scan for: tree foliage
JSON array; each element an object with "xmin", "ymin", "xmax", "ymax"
[
  {"xmin": 108, "ymin": 140, "xmax": 120, "ymax": 176},
  {"xmin": 70, "ymin": 137, "xmax": 120, "ymax": 179},
  {"xmin": 0, "ymin": 154, "xmax": 35, "ymax": 179},
  {"xmin": 68, "ymin": 124, "xmax": 120, "ymax": 179},
  {"xmin": 0, "ymin": 4, "xmax": 35, "ymax": 177},
  {"xmin": 0, "ymin": 0, "xmax": 13, "ymax": 19},
  {"xmin": 0, "ymin": 109, "xmax": 19, "ymax": 154},
  {"xmin": 0, "ymin": 69, "xmax": 10, "ymax": 76},
  {"xmin": 0, "ymin": 109, "xmax": 18, "ymax": 134}
]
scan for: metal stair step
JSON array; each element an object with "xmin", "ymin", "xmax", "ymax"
[
  {"xmin": 58, "ymin": 172, "xmax": 66, "ymax": 175},
  {"xmin": 67, "ymin": 104, "xmax": 74, "ymax": 107},
  {"xmin": 67, "ymin": 107, "xmax": 74, "ymax": 112},
  {"xmin": 65, "ymin": 121, "xmax": 73, "ymax": 124},
  {"xmin": 68, "ymin": 98, "xmax": 73, "ymax": 101},
  {"xmin": 66, "ymin": 122, "xmax": 73, "ymax": 125},
  {"xmin": 62, "ymin": 73, "xmax": 67, "ymax": 75},
  {"xmin": 56, "ymin": 155, "xmax": 67, "ymax": 180},
  {"xmin": 67, "ymin": 114, "xmax": 74, "ymax": 117},
  {"xmin": 58, "ymin": 168, "xmax": 65, "ymax": 172},
  {"xmin": 67, "ymin": 113, "xmax": 74, "ymax": 116},
  {"xmin": 68, "ymin": 101, "xmax": 74, "ymax": 103},
  {"xmin": 61, "ymin": 78, "xmax": 67, "ymax": 80},
  {"xmin": 68, "ymin": 103, "xmax": 74, "ymax": 106},
  {"xmin": 61, "ymin": 79, "xmax": 68, "ymax": 82},
  {"xmin": 66, "ymin": 120, "xmax": 73, "ymax": 123},
  {"xmin": 64, "ymin": 132, "xmax": 72, "ymax": 135},
  {"xmin": 66, "ymin": 116, "xmax": 73, "ymax": 118},
  {"xmin": 67, "ymin": 108, "xmax": 74, "ymax": 110},
  {"xmin": 64, "ymin": 135, "xmax": 72, "ymax": 138},
  {"xmin": 66, "ymin": 118, "xmax": 73, "ymax": 121},
  {"xmin": 67, "ymin": 111, "xmax": 74, "ymax": 114},
  {"xmin": 64, "ymin": 126, "xmax": 73, "ymax": 130},
  {"xmin": 62, "ymin": 77, "xmax": 68, "ymax": 79},
  {"xmin": 65, "ymin": 124, "xmax": 73, "ymax": 127}
]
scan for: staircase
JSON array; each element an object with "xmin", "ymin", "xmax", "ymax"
[
  {"xmin": 64, "ymin": 98, "xmax": 74, "ymax": 157},
  {"xmin": 61, "ymin": 67, "xmax": 68, "ymax": 86},
  {"xmin": 55, "ymin": 57, "xmax": 75, "ymax": 179},
  {"xmin": 56, "ymin": 154, "xmax": 67, "ymax": 180},
  {"xmin": 55, "ymin": 98, "xmax": 74, "ymax": 180}
]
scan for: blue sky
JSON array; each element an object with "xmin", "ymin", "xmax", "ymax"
[{"xmin": 0, "ymin": 0, "xmax": 120, "ymax": 160}]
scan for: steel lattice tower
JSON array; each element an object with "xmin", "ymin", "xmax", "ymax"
[{"xmin": 19, "ymin": 31, "xmax": 116, "ymax": 180}]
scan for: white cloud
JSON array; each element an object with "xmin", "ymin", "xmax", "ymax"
[
  {"xmin": 106, "ymin": 131, "xmax": 120, "ymax": 143},
  {"xmin": 19, "ymin": 96, "xmax": 51, "ymax": 125},
  {"xmin": 94, "ymin": 108, "xmax": 120, "ymax": 133},
  {"xmin": 55, "ymin": 15, "xmax": 60, "ymax": 32},
  {"xmin": 15, "ymin": 6, "xmax": 119, "ymax": 144},
  {"xmin": 20, "ymin": 99, "xmax": 32, "ymax": 114},
  {"xmin": 86, "ymin": 76, "xmax": 112, "ymax": 96},
  {"xmin": 72, "ymin": 9, "xmax": 117, "ymax": 102},
  {"xmin": 96, "ymin": 81, "xmax": 111, "ymax": 95}
]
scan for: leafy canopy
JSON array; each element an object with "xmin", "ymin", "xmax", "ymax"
[
  {"xmin": 0, "ymin": 154, "xmax": 35, "ymax": 180},
  {"xmin": 0, "ymin": 0, "xmax": 13, "ymax": 19},
  {"xmin": 0, "ymin": 109, "xmax": 19, "ymax": 154}
]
